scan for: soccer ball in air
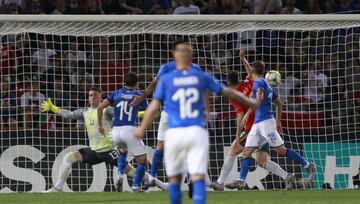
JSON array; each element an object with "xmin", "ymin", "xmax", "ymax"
[{"xmin": 265, "ymin": 70, "xmax": 281, "ymax": 87}]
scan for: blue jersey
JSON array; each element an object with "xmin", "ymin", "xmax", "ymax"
[
  {"xmin": 252, "ymin": 77, "xmax": 278, "ymax": 123},
  {"xmin": 155, "ymin": 61, "xmax": 201, "ymax": 80},
  {"xmin": 107, "ymin": 88, "xmax": 148, "ymax": 127},
  {"xmin": 154, "ymin": 68, "xmax": 223, "ymax": 129},
  {"xmin": 156, "ymin": 61, "xmax": 202, "ymax": 113}
]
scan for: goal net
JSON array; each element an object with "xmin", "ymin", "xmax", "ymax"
[{"xmin": 0, "ymin": 15, "xmax": 359, "ymax": 192}]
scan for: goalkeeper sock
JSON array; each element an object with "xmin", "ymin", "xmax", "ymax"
[
  {"xmin": 168, "ymin": 183, "xmax": 182, "ymax": 204},
  {"xmin": 117, "ymin": 154, "xmax": 127, "ymax": 176},
  {"xmin": 217, "ymin": 155, "xmax": 236, "ymax": 184},
  {"xmin": 133, "ymin": 163, "xmax": 146, "ymax": 189},
  {"xmin": 55, "ymin": 152, "xmax": 76, "ymax": 190},
  {"xmin": 264, "ymin": 160, "xmax": 288, "ymax": 180},
  {"xmin": 192, "ymin": 179, "xmax": 206, "ymax": 204},
  {"xmin": 285, "ymin": 149, "xmax": 310, "ymax": 168},
  {"xmin": 239, "ymin": 157, "xmax": 252, "ymax": 181},
  {"xmin": 150, "ymin": 149, "xmax": 163, "ymax": 178}
]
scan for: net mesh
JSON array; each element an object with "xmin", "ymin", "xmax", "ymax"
[{"xmin": 0, "ymin": 18, "xmax": 359, "ymax": 192}]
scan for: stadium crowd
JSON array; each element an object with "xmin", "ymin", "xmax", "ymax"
[
  {"xmin": 0, "ymin": 0, "xmax": 359, "ymax": 131},
  {"xmin": 1, "ymin": 0, "xmax": 360, "ymax": 15}
]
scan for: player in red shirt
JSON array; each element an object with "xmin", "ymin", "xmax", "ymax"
[{"xmin": 210, "ymin": 49, "xmax": 295, "ymax": 190}]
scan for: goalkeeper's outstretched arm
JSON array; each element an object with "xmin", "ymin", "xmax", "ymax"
[{"xmin": 41, "ymin": 98, "xmax": 84, "ymax": 120}]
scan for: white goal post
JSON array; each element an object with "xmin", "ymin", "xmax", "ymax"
[{"xmin": 0, "ymin": 15, "xmax": 359, "ymax": 192}]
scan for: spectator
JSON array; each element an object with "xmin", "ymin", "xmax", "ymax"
[
  {"xmin": 84, "ymin": 0, "xmax": 104, "ymax": 14},
  {"xmin": 323, "ymin": 0, "xmax": 335, "ymax": 13},
  {"xmin": 239, "ymin": 5, "xmax": 251, "ymax": 14},
  {"xmin": 302, "ymin": 62, "xmax": 328, "ymax": 103},
  {"xmin": 20, "ymin": 81, "xmax": 45, "ymax": 129},
  {"xmin": 287, "ymin": 87, "xmax": 310, "ymax": 111},
  {"xmin": 173, "ymin": 0, "xmax": 200, "ymax": 14},
  {"xmin": 274, "ymin": 65, "xmax": 300, "ymax": 104},
  {"xmin": 51, "ymin": 0, "xmax": 64, "ymax": 14},
  {"xmin": 211, "ymin": 38, "xmax": 231, "ymax": 67},
  {"xmin": 70, "ymin": 61, "xmax": 94, "ymax": 86},
  {"xmin": 334, "ymin": 0, "xmax": 357, "ymax": 14},
  {"xmin": 100, "ymin": 49, "xmax": 128, "ymax": 94},
  {"xmin": 0, "ymin": 37, "xmax": 16, "ymax": 76},
  {"xmin": 48, "ymin": 77, "xmax": 70, "ymax": 107},
  {"xmin": 31, "ymin": 0, "xmax": 44, "ymax": 14},
  {"xmin": 0, "ymin": 0, "xmax": 26, "ymax": 14},
  {"xmin": 245, "ymin": 0, "xmax": 282, "ymax": 14},
  {"xmin": 115, "ymin": 0, "xmax": 143, "ymax": 14},
  {"xmin": 64, "ymin": 0, "xmax": 85, "ymax": 14},
  {"xmin": 230, "ymin": 0, "xmax": 244, "ymax": 14},
  {"xmin": 144, "ymin": 0, "xmax": 171, "ymax": 14},
  {"xmin": 64, "ymin": 41, "xmax": 87, "ymax": 74},
  {"xmin": 32, "ymin": 38, "xmax": 56, "ymax": 73},
  {"xmin": 0, "ymin": 78, "xmax": 17, "ymax": 130},
  {"xmin": 280, "ymin": 0, "xmax": 302, "ymax": 14},
  {"xmin": 354, "ymin": 90, "xmax": 360, "ymax": 123},
  {"xmin": 303, "ymin": 0, "xmax": 323, "ymax": 14}
]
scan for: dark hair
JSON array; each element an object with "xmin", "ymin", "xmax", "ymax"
[
  {"xmin": 227, "ymin": 71, "xmax": 239, "ymax": 85},
  {"xmin": 252, "ymin": 60, "xmax": 266, "ymax": 75},
  {"xmin": 89, "ymin": 86, "xmax": 101, "ymax": 93},
  {"xmin": 172, "ymin": 39, "xmax": 190, "ymax": 50},
  {"xmin": 124, "ymin": 72, "xmax": 138, "ymax": 87}
]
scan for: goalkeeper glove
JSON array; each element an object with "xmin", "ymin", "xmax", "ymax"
[{"xmin": 41, "ymin": 98, "xmax": 60, "ymax": 113}]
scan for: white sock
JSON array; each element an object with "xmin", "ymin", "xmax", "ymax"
[
  {"xmin": 217, "ymin": 155, "xmax": 236, "ymax": 184},
  {"xmin": 55, "ymin": 152, "xmax": 76, "ymax": 190},
  {"xmin": 265, "ymin": 160, "xmax": 288, "ymax": 180}
]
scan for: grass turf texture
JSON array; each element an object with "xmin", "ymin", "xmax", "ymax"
[{"xmin": 0, "ymin": 190, "xmax": 358, "ymax": 204}]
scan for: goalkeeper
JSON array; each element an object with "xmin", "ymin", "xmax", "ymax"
[{"xmin": 41, "ymin": 87, "xmax": 166, "ymax": 192}]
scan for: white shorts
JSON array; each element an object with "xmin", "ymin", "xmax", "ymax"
[
  {"xmin": 164, "ymin": 126, "xmax": 209, "ymax": 177},
  {"xmin": 157, "ymin": 111, "xmax": 168, "ymax": 141},
  {"xmin": 111, "ymin": 126, "xmax": 146, "ymax": 157},
  {"xmin": 245, "ymin": 118, "xmax": 284, "ymax": 148}
]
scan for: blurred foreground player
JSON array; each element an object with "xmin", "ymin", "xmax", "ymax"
[{"xmin": 135, "ymin": 41, "xmax": 255, "ymax": 204}]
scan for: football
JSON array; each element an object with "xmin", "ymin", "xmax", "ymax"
[{"xmin": 265, "ymin": 70, "xmax": 281, "ymax": 87}]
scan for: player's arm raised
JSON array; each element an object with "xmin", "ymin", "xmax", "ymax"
[
  {"xmin": 134, "ymin": 99, "xmax": 161, "ymax": 139},
  {"xmin": 273, "ymin": 97, "xmax": 283, "ymax": 134},
  {"xmin": 97, "ymin": 99, "xmax": 111, "ymax": 135},
  {"xmin": 41, "ymin": 98, "xmax": 83, "ymax": 120},
  {"xmin": 239, "ymin": 48, "xmax": 253, "ymax": 78},
  {"xmin": 130, "ymin": 79, "xmax": 158, "ymax": 107}
]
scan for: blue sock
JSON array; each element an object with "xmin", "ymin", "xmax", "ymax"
[
  {"xmin": 285, "ymin": 149, "xmax": 309, "ymax": 167},
  {"xmin": 150, "ymin": 149, "xmax": 164, "ymax": 178},
  {"xmin": 168, "ymin": 183, "xmax": 182, "ymax": 204},
  {"xmin": 239, "ymin": 157, "xmax": 252, "ymax": 181},
  {"xmin": 192, "ymin": 179, "xmax": 206, "ymax": 204},
  {"xmin": 133, "ymin": 163, "xmax": 146, "ymax": 188},
  {"xmin": 117, "ymin": 154, "xmax": 127, "ymax": 176}
]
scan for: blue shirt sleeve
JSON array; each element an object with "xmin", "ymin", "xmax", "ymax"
[
  {"xmin": 204, "ymin": 73, "xmax": 223, "ymax": 95},
  {"xmin": 191, "ymin": 63, "xmax": 202, "ymax": 71},
  {"xmin": 138, "ymin": 92, "xmax": 149, "ymax": 109},
  {"xmin": 155, "ymin": 63, "xmax": 169, "ymax": 79},
  {"xmin": 153, "ymin": 78, "xmax": 166, "ymax": 101},
  {"xmin": 107, "ymin": 91, "xmax": 116, "ymax": 103}
]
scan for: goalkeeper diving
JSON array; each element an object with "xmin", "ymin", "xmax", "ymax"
[{"xmin": 41, "ymin": 87, "xmax": 166, "ymax": 192}]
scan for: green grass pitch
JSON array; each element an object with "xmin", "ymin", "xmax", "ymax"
[{"xmin": 0, "ymin": 190, "xmax": 358, "ymax": 204}]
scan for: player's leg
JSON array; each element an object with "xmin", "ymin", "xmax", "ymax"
[
  {"xmin": 210, "ymin": 131, "xmax": 247, "ymax": 190},
  {"xmin": 148, "ymin": 111, "xmax": 167, "ymax": 185},
  {"xmin": 225, "ymin": 125, "xmax": 260, "ymax": 190},
  {"xmin": 164, "ymin": 128, "xmax": 187, "ymax": 204},
  {"xmin": 45, "ymin": 149, "xmax": 88, "ymax": 192},
  {"xmin": 261, "ymin": 119, "xmax": 316, "ymax": 181},
  {"xmin": 132, "ymin": 154, "xmax": 147, "ymax": 192},
  {"xmin": 187, "ymin": 126, "xmax": 209, "ymax": 204},
  {"xmin": 255, "ymin": 145, "xmax": 295, "ymax": 190}
]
